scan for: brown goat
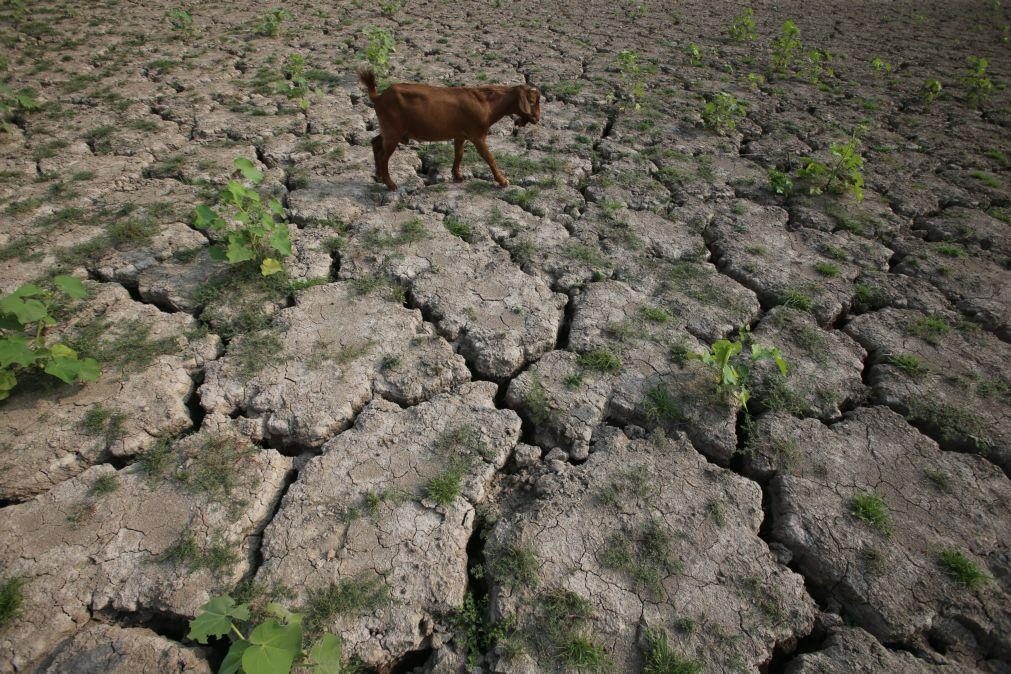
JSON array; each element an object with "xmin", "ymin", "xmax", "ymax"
[{"xmin": 358, "ymin": 68, "xmax": 541, "ymax": 190}]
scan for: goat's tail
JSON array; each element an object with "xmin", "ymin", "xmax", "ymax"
[{"xmin": 358, "ymin": 67, "xmax": 379, "ymax": 101}]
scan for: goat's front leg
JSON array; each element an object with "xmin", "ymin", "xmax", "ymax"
[
  {"xmin": 472, "ymin": 136, "xmax": 509, "ymax": 187},
  {"xmin": 452, "ymin": 138, "xmax": 466, "ymax": 182}
]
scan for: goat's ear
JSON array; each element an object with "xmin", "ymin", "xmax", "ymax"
[{"xmin": 517, "ymin": 87, "xmax": 532, "ymax": 116}]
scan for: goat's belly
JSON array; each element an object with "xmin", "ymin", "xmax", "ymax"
[{"xmin": 405, "ymin": 129, "xmax": 457, "ymax": 142}]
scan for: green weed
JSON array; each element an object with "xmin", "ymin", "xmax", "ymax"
[
  {"xmin": 850, "ymin": 491, "xmax": 891, "ymax": 535},
  {"xmin": 938, "ymin": 549, "xmax": 987, "ymax": 589}
]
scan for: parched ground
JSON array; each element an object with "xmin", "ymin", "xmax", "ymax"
[{"xmin": 0, "ymin": 0, "xmax": 1009, "ymax": 672}]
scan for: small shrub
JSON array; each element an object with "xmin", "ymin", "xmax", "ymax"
[
  {"xmin": 0, "ymin": 574, "xmax": 24, "ymax": 628},
  {"xmin": 814, "ymin": 261, "xmax": 839, "ymax": 277},
  {"xmin": 850, "ymin": 491, "xmax": 891, "ymax": 535},
  {"xmin": 425, "ymin": 459, "xmax": 468, "ymax": 506},
  {"xmin": 963, "ymin": 56, "xmax": 993, "ymax": 106},
  {"xmin": 1, "ymin": 276, "xmax": 99, "ymax": 400},
  {"xmin": 486, "ymin": 543, "xmax": 539, "ymax": 591},
  {"xmin": 692, "ymin": 327, "xmax": 788, "ymax": 411},
  {"xmin": 166, "ymin": 7, "xmax": 196, "ymax": 36},
  {"xmin": 938, "ymin": 549, "xmax": 987, "ymax": 589},
  {"xmin": 921, "ymin": 78, "xmax": 943, "ymax": 103},
  {"xmin": 364, "ymin": 27, "xmax": 395, "ymax": 81},
  {"xmin": 771, "ymin": 20, "xmax": 802, "ymax": 73},
  {"xmin": 870, "ymin": 57, "xmax": 891, "ymax": 74},
  {"xmin": 887, "ymin": 353, "xmax": 927, "ymax": 377},
  {"xmin": 797, "ymin": 137, "xmax": 865, "ymax": 201},
  {"xmin": 578, "ymin": 348, "xmax": 622, "ymax": 374},
  {"xmin": 702, "ymin": 92, "xmax": 746, "ymax": 135},
  {"xmin": 90, "ymin": 473, "xmax": 119, "ymax": 497},
  {"xmin": 685, "ymin": 43, "xmax": 702, "ymax": 66},
  {"xmin": 254, "ymin": 7, "xmax": 291, "ymax": 37},
  {"xmin": 729, "ymin": 7, "xmax": 757, "ymax": 42},
  {"xmin": 768, "ymin": 169, "xmax": 793, "ymax": 196}
]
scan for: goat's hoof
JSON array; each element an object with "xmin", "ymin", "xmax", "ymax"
[
  {"xmin": 453, "ymin": 175, "xmax": 465, "ymax": 183},
  {"xmin": 497, "ymin": 178, "xmax": 510, "ymax": 188}
]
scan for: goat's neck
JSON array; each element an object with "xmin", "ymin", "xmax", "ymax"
[{"xmin": 485, "ymin": 87, "xmax": 519, "ymax": 126}]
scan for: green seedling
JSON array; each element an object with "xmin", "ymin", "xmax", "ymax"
[
  {"xmin": 768, "ymin": 169, "xmax": 793, "ymax": 196},
  {"xmin": 254, "ymin": 7, "xmax": 291, "ymax": 37},
  {"xmin": 616, "ymin": 49, "xmax": 645, "ymax": 110},
  {"xmin": 193, "ymin": 157, "xmax": 291, "ymax": 276},
  {"xmin": 870, "ymin": 57, "xmax": 891, "ymax": 75},
  {"xmin": 803, "ymin": 48, "xmax": 833, "ymax": 84},
  {"xmin": 702, "ymin": 92, "xmax": 746, "ymax": 135},
  {"xmin": 771, "ymin": 20, "xmax": 802, "ymax": 73},
  {"xmin": 921, "ymin": 78, "xmax": 942, "ymax": 103},
  {"xmin": 685, "ymin": 43, "xmax": 702, "ymax": 66},
  {"xmin": 166, "ymin": 7, "xmax": 196, "ymax": 36},
  {"xmin": 729, "ymin": 7, "xmax": 757, "ymax": 42},
  {"xmin": 188, "ymin": 595, "xmax": 347, "ymax": 674},
  {"xmin": 1, "ymin": 276, "xmax": 100, "ymax": 400},
  {"xmin": 796, "ymin": 136, "xmax": 865, "ymax": 201},
  {"xmin": 0, "ymin": 83, "xmax": 41, "ymax": 134},
  {"xmin": 280, "ymin": 53, "xmax": 316, "ymax": 110},
  {"xmin": 691, "ymin": 327, "xmax": 788, "ymax": 411},
  {"xmin": 963, "ymin": 56, "xmax": 993, "ymax": 105},
  {"xmin": 364, "ymin": 27, "xmax": 395, "ymax": 81}
]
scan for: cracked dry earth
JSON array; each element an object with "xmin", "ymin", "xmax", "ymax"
[{"xmin": 0, "ymin": 0, "xmax": 1009, "ymax": 672}]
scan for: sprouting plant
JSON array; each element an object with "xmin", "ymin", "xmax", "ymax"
[
  {"xmin": 616, "ymin": 49, "xmax": 645, "ymax": 111},
  {"xmin": 850, "ymin": 491, "xmax": 891, "ymax": 535},
  {"xmin": 771, "ymin": 20, "xmax": 802, "ymax": 73},
  {"xmin": 747, "ymin": 72, "xmax": 766, "ymax": 89},
  {"xmin": 364, "ymin": 27, "xmax": 395, "ymax": 81},
  {"xmin": 938, "ymin": 549, "xmax": 987, "ymax": 590},
  {"xmin": 254, "ymin": 7, "xmax": 291, "ymax": 37},
  {"xmin": 1, "ymin": 276, "xmax": 100, "ymax": 401},
  {"xmin": 921, "ymin": 78, "xmax": 942, "ymax": 103},
  {"xmin": 643, "ymin": 628, "xmax": 701, "ymax": 674},
  {"xmin": 803, "ymin": 48, "xmax": 833, "ymax": 84},
  {"xmin": 729, "ymin": 7, "xmax": 757, "ymax": 42},
  {"xmin": 870, "ymin": 57, "xmax": 891, "ymax": 75},
  {"xmin": 281, "ymin": 53, "xmax": 315, "ymax": 110},
  {"xmin": 193, "ymin": 157, "xmax": 291, "ymax": 276},
  {"xmin": 702, "ymin": 92, "xmax": 746, "ymax": 135},
  {"xmin": 450, "ymin": 592, "xmax": 517, "ymax": 667},
  {"xmin": 685, "ymin": 43, "xmax": 702, "ymax": 66},
  {"xmin": 188, "ymin": 595, "xmax": 346, "ymax": 674},
  {"xmin": 768, "ymin": 168, "xmax": 793, "ymax": 196},
  {"xmin": 963, "ymin": 56, "xmax": 994, "ymax": 105},
  {"xmin": 380, "ymin": 0, "xmax": 402, "ymax": 15},
  {"xmin": 0, "ymin": 83, "xmax": 41, "ymax": 134},
  {"xmin": 796, "ymin": 136, "xmax": 865, "ymax": 201},
  {"xmin": 166, "ymin": 7, "xmax": 196, "ymax": 36},
  {"xmin": 691, "ymin": 327, "xmax": 788, "ymax": 411}
]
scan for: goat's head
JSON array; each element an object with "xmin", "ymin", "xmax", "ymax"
[{"xmin": 514, "ymin": 86, "xmax": 541, "ymax": 126}]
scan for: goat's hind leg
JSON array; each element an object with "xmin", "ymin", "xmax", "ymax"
[
  {"xmin": 370, "ymin": 135, "xmax": 385, "ymax": 183},
  {"xmin": 452, "ymin": 138, "xmax": 466, "ymax": 182},
  {"xmin": 379, "ymin": 136, "xmax": 399, "ymax": 191}
]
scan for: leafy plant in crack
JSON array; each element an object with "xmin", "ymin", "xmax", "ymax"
[
  {"xmin": 685, "ymin": 43, "xmax": 702, "ymax": 66},
  {"xmin": 870, "ymin": 57, "xmax": 892, "ymax": 75},
  {"xmin": 1, "ymin": 276, "xmax": 99, "ymax": 401},
  {"xmin": 450, "ymin": 592, "xmax": 519, "ymax": 667},
  {"xmin": 963, "ymin": 56, "xmax": 994, "ymax": 106},
  {"xmin": 254, "ymin": 7, "xmax": 291, "ymax": 37},
  {"xmin": 528, "ymin": 590, "xmax": 609, "ymax": 672},
  {"xmin": 363, "ymin": 27, "xmax": 395, "ymax": 82},
  {"xmin": 771, "ymin": 20, "xmax": 802, "ymax": 74},
  {"xmin": 280, "ymin": 53, "xmax": 316, "ymax": 110},
  {"xmin": 166, "ymin": 7, "xmax": 196, "ymax": 37},
  {"xmin": 701, "ymin": 92, "xmax": 746, "ymax": 135},
  {"xmin": 0, "ymin": 82, "xmax": 40, "ymax": 134},
  {"xmin": 188, "ymin": 595, "xmax": 348, "ymax": 674},
  {"xmin": 768, "ymin": 168, "xmax": 793, "ymax": 196},
  {"xmin": 691, "ymin": 326, "xmax": 788, "ymax": 411},
  {"xmin": 728, "ymin": 7, "xmax": 757, "ymax": 42},
  {"xmin": 616, "ymin": 49, "xmax": 645, "ymax": 111},
  {"xmin": 920, "ymin": 77, "xmax": 942, "ymax": 103},
  {"xmin": 193, "ymin": 157, "xmax": 291, "ymax": 276},
  {"xmin": 796, "ymin": 136, "xmax": 865, "ymax": 201}
]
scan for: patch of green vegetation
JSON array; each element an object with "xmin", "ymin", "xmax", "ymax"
[
  {"xmin": 89, "ymin": 473, "xmax": 119, "ymax": 497},
  {"xmin": 502, "ymin": 186, "xmax": 540, "ymax": 211},
  {"xmin": 849, "ymin": 491, "xmax": 891, "ymax": 535},
  {"xmin": 905, "ymin": 314, "xmax": 951, "ymax": 345},
  {"xmin": 600, "ymin": 518, "xmax": 681, "ymax": 599},
  {"xmin": 643, "ymin": 385, "xmax": 684, "ymax": 424},
  {"xmin": 702, "ymin": 92, "xmax": 746, "ymax": 135},
  {"xmin": 639, "ymin": 305, "xmax": 671, "ymax": 323},
  {"xmin": 578, "ymin": 348, "xmax": 622, "ymax": 374},
  {"xmin": 563, "ymin": 243, "xmax": 610, "ymax": 269},
  {"xmin": 0, "ymin": 574, "xmax": 24, "ymax": 629},
  {"xmin": 68, "ymin": 317, "xmax": 180, "ymax": 375},
  {"xmin": 854, "ymin": 282, "xmax": 888, "ymax": 311},
  {"xmin": 597, "ymin": 465, "xmax": 657, "ymax": 509},
  {"xmin": 443, "ymin": 214, "xmax": 475, "ymax": 242},
  {"xmin": 814, "ymin": 261, "xmax": 839, "ymax": 277},
  {"xmin": 778, "ymin": 287, "xmax": 815, "ymax": 313},
  {"xmin": 859, "ymin": 545, "xmax": 888, "ymax": 575},
  {"xmin": 175, "ymin": 435, "xmax": 254, "ymax": 500},
  {"xmin": 451, "ymin": 592, "xmax": 519, "ymax": 667},
  {"xmin": 303, "ymin": 574, "xmax": 388, "ymax": 637},
  {"xmin": 137, "ymin": 436, "xmax": 174, "ymax": 480},
  {"xmin": 528, "ymin": 590, "xmax": 608, "ymax": 671},
  {"xmin": 425, "ymin": 457, "xmax": 468, "ymax": 506},
  {"xmin": 485, "ymin": 543, "xmax": 539, "ymax": 591},
  {"xmin": 230, "ymin": 330, "xmax": 284, "ymax": 380},
  {"xmin": 523, "ymin": 372, "xmax": 555, "ymax": 424},
  {"xmin": 887, "ymin": 353, "xmax": 927, "ymax": 377},
  {"xmin": 938, "ymin": 549, "xmax": 987, "ymax": 590},
  {"xmin": 642, "ymin": 628, "xmax": 701, "ymax": 674},
  {"xmin": 969, "ymin": 170, "xmax": 1000, "ymax": 188},
  {"xmin": 923, "ymin": 467, "xmax": 952, "ymax": 493},
  {"xmin": 907, "ymin": 400, "xmax": 991, "ymax": 451}
]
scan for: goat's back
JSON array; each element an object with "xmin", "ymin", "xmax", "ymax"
[{"xmin": 372, "ymin": 83, "xmax": 511, "ymax": 142}]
